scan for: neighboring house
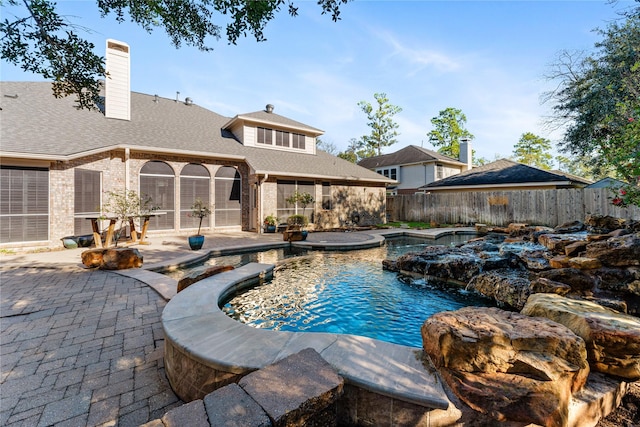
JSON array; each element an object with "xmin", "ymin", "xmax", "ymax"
[
  {"xmin": 0, "ymin": 40, "xmax": 392, "ymax": 249},
  {"xmin": 585, "ymin": 177, "xmax": 627, "ymax": 189},
  {"xmin": 357, "ymin": 143, "xmax": 472, "ymax": 194},
  {"xmin": 419, "ymin": 159, "xmax": 592, "ymax": 192}
]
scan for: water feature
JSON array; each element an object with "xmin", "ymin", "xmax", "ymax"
[{"xmin": 221, "ymin": 235, "xmax": 494, "ymax": 347}]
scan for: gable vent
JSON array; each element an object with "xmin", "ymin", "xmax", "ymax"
[{"xmin": 105, "ymin": 39, "xmax": 130, "ymax": 121}]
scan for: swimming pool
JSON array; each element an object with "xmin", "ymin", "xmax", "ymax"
[{"xmin": 221, "ymin": 235, "xmax": 494, "ymax": 347}]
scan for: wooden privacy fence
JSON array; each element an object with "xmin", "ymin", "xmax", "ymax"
[{"xmin": 387, "ymin": 188, "xmax": 640, "ymax": 227}]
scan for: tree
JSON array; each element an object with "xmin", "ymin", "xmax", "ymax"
[
  {"xmin": 544, "ymin": 10, "xmax": 639, "ymax": 206},
  {"xmin": 512, "ymin": 132, "xmax": 554, "ymax": 170},
  {"xmin": 316, "ymin": 138, "xmax": 338, "ymax": 155},
  {"xmin": 338, "ymin": 138, "xmax": 374, "ymax": 163},
  {"xmin": 1, "ymin": 0, "xmax": 349, "ymax": 109},
  {"xmin": 357, "ymin": 93, "xmax": 402, "ymax": 156},
  {"xmin": 426, "ymin": 107, "xmax": 474, "ymax": 158},
  {"xmin": 555, "ymin": 154, "xmax": 610, "ymax": 181}
]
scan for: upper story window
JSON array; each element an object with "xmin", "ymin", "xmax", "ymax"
[
  {"xmin": 436, "ymin": 164, "xmax": 444, "ymax": 179},
  {"xmin": 292, "ymin": 133, "xmax": 305, "ymax": 150},
  {"xmin": 275, "ymin": 130, "xmax": 290, "ymax": 147},
  {"xmin": 377, "ymin": 168, "xmax": 397, "ymax": 180},
  {"xmin": 257, "ymin": 127, "xmax": 273, "ymax": 145}
]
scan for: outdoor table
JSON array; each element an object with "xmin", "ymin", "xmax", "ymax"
[
  {"xmin": 85, "ymin": 217, "xmax": 118, "ymax": 248},
  {"xmin": 126, "ymin": 213, "xmax": 165, "ymax": 245}
]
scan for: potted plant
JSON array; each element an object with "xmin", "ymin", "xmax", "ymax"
[
  {"xmin": 283, "ymin": 214, "xmax": 309, "ymax": 241},
  {"xmin": 102, "ymin": 190, "xmax": 157, "ymax": 247},
  {"xmin": 264, "ymin": 214, "xmax": 278, "ymax": 233},
  {"xmin": 188, "ymin": 198, "xmax": 212, "ymax": 250}
]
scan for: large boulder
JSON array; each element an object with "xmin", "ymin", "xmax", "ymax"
[
  {"xmin": 81, "ymin": 247, "xmax": 143, "ymax": 270},
  {"xmin": 585, "ymin": 233, "xmax": 640, "ymax": 267},
  {"xmin": 389, "ymin": 246, "xmax": 484, "ymax": 284},
  {"xmin": 466, "ymin": 269, "xmax": 532, "ymax": 310},
  {"xmin": 522, "ymin": 293, "xmax": 640, "ymax": 380},
  {"xmin": 421, "ymin": 307, "xmax": 589, "ymax": 427}
]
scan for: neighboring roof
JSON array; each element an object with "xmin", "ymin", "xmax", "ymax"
[
  {"xmin": 0, "ymin": 81, "xmax": 388, "ymax": 184},
  {"xmin": 420, "ymin": 159, "xmax": 592, "ymax": 190},
  {"xmin": 223, "ymin": 109, "xmax": 324, "ymax": 135},
  {"xmin": 585, "ymin": 177, "xmax": 627, "ymax": 189},
  {"xmin": 358, "ymin": 145, "xmax": 466, "ymax": 169}
]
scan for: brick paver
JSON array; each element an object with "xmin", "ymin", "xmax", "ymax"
[{"xmin": 0, "ymin": 266, "xmax": 182, "ymax": 426}]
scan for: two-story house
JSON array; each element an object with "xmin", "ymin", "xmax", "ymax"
[{"xmin": 357, "ymin": 143, "xmax": 472, "ymax": 194}]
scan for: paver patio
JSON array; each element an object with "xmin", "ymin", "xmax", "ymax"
[{"xmin": 1, "ymin": 267, "xmax": 181, "ymax": 426}]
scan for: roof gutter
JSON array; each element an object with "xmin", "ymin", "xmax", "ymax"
[
  {"xmin": 421, "ymin": 181, "xmax": 574, "ymax": 191},
  {"xmin": 253, "ymin": 169, "xmax": 394, "ymax": 184},
  {"xmin": 1, "ymin": 144, "xmax": 247, "ymax": 163}
]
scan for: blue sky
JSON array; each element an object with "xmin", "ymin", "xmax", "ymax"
[{"xmin": 1, "ymin": 1, "xmax": 634, "ymax": 162}]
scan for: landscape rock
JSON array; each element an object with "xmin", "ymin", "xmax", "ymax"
[
  {"xmin": 550, "ymin": 255, "xmax": 571, "ymax": 269},
  {"xmin": 537, "ymin": 268, "xmax": 597, "ymax": 292},
  {"xmin": 81, "ymin": 247, "xmax": 143, "ymax": 270},
  {"xmin": 585, "ymin": 214, "xmax": 626, "ymax": 234},
  {"xmin": 522, "ymin": 293, "xmax": 640, "ymax": 380},
  {"xmin": 585, "ymin": 233, "xmax": 640, "ymax": 267},
  {"xmin": 568, "ymin": 257, "xmax": 602, "ymax": 270},
  {"xmin": 554, "ymin": 220, "xmax": 585, "ymax": 234},
  {"xmin": 466, "ymin": 269, "xmax": 532, "ymax": 310},
  {"xmin": 529, "ymin": 278, "xmax": 572, "ymax": 296},
  {"xmin": 538, "ymin": 233, "xmax": 588, "ymax": 254},
  {"xmin": 177, "ymin": 265, "xmax": 235, "ymax": 293},
  {"xmin": 101, "ymin": 248, "xmax": 143, "ymax": 270},
  {"xmin": 390, "ymin": 246, "xmax": 484, "ymax": 284},
  {"xmin": 564, "ymin": 241, "xmax": 588, "ymax": 257},
  {"xmin": 421, "ymin": 307, "xmax": 589, "ymax": 427}
]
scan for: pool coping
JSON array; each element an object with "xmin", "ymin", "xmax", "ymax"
[{"xmin": 161, "ymin": 262, "xmax": 453, "ymax": 410}]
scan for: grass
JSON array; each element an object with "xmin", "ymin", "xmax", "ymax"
[{"xmin": 385, "ymin": 221, "xmax": 434, "ymax": 229}]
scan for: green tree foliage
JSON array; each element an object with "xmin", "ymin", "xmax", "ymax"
[
  {"xmin": 545, "ymin": 9, "xmax": 639, "ymax": 206},
  {"xmin": 512, "ymin": 132, "xmax": 554, "ymax": 170},
  {"xmin": 1, "ymin": 0, "xmax": 349, "ymax": 109},
  {"xmin": 426, "ymin": 107, "xmax": 474, "ymax": 158},
  {"xmin": 338, "ymin": 138, "xmax": 375, "ymax": 163},
  {"xmin": 357, "ymin": 93, "xmax": 402, "ymax": 156}
]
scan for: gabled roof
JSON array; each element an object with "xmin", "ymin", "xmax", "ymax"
[
  {"xmin": 358, "ymin": 145, "xmax": 466, "ymax": 169},
  {"xmin": 0, "ymin": 81, "xmax": 388, "ymax": 183},
  {"xmin": 420, "ymin": 159, "xmax": 592, "ymax": 190},
  {"xmin": 223, "ymin": 109, "xmax": 324, "ymax": 136}
]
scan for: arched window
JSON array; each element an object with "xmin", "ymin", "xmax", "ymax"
[
  {"xmin": 140, "ymin": 161, "xmax": 175, "ymax": 230},
  {"xmin": 180, "ymin": 164, "xmax": 210, "ymax": 230},
  {"xmin": 214, "ymin": 167, "xmax": 241, "ymax": 227}
]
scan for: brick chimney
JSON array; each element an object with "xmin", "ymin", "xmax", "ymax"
[{"xmin": 105, "ymin": 39, "xmax": 130, "ymax": 121}]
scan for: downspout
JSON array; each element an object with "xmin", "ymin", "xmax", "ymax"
[
  {"xmin": 124, "ymin": 148, "xmax": 130, "ymax": 191},
  {"xmin": 258, "ymin": 173, "xmax": 268, "ymax": 234}
]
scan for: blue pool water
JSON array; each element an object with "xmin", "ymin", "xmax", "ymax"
[{"xmin": 221, "ymin": 235, "xmax": 494, "ymax": 348}]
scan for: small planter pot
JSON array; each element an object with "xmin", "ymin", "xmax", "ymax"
[
  {"xmin": 265, "ymin": 225, "xmax": 276, "ymax": 233},
  {"xmin": 188, "ymin": 235, "xmax": 205, "ymax": 250},
  {"xmin": 61, "ymin": 236, "xmax": 78, "ymax": 249}
]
